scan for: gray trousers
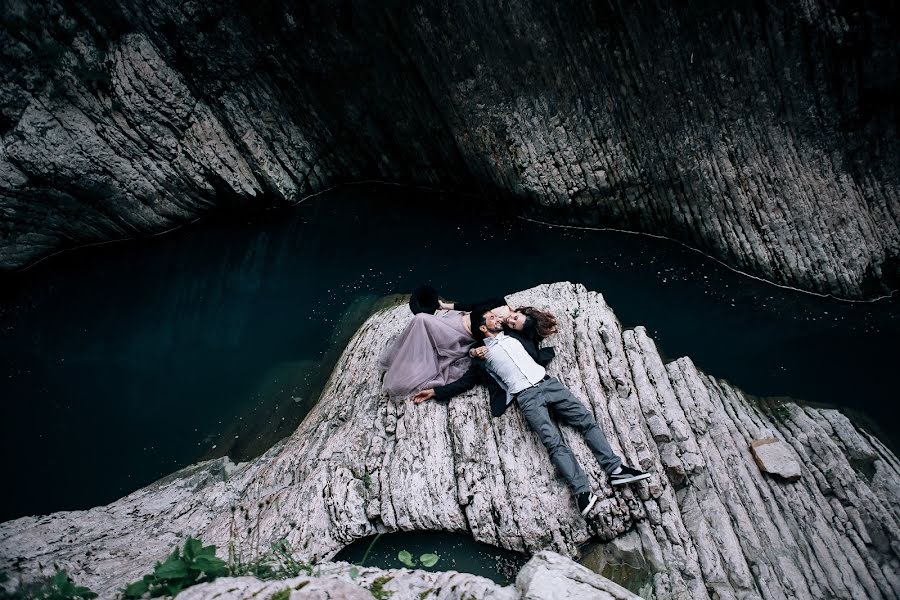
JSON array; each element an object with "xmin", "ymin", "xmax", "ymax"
[{"xmin": 515, "ymin": 377, "xmax": 621, "ymax": 495}]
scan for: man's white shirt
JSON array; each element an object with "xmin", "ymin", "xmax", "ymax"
[{"xmin": 483, "ymin": 332, "xmax": 547, "ymax": 404}]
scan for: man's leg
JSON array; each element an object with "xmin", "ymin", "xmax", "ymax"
[
  {"xmin": 516, "ymin": 387, "xmax": 591, "ymax": 495},
  {"xmin": 542, "ymin": 378, "xmax": 622, "ymax": 475}
]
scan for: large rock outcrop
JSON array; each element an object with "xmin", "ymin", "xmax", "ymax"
[
  {"xmin": 1, "ymin": 283, "xmax": 898, "ymax": 599},
  {"xmin": 169, "ymin": 551, "xmax": 641, "ymax": 600},
  {"xmin": 2, "ymin": 2, "xmax": 898, "ymax": 298}
]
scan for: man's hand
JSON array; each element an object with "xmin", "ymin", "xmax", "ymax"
[
  {"xmin": 469, "ymin": 346, "xmax": 488, "ymax": 360},
  {"xmin": 412, "ymin": 389, "xmax": 436, "ymax": 404}
]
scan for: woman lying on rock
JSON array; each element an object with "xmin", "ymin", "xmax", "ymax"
[
  {"xmin": 378, "ymin": 286, "xmax": 551, "ymax": 399},
  {"xmin": 411, "ymin": 307, "xmax": 651, "ymax": 517}
]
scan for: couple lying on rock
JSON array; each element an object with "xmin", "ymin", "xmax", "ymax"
[{"xmin": 378, "ymin": 287, "xmax": 650, "ymax": 517}]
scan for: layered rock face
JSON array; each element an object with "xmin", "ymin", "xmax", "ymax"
[
  {"xmin": 2, "ymin": 1, "xmax": 898, "ymax": 297},
  {"xmin": 169, "ymin": 551, "xmax": 641, "ymax": 600},
  {"xmin": 1, "ymin": 283, "xmax": 898, "ymax": 599}
]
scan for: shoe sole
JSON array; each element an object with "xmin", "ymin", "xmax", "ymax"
[
  {"xmin": 610, "ymin": 472, "xmax": 651, "ymax": 486},
  {"xmin": 579, "ymin": 495, "xmax": 598, "ymax": 517}
]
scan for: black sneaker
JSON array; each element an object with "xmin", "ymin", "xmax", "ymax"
[
  {"xmin": 576, "ymin": 491, "xmax": 598, "ymax": 517},
  {"xmin": 609, "ymin": 465, "xmax": 651, "ymax": 486}
]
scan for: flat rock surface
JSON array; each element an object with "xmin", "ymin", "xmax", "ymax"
[
  {"xmin": 2, "ymin": 283, "xmax": 898, "ymax": 600},
  {"xmin": 750, "ymin": 438, "xmax": 803, "ymax": 481}
]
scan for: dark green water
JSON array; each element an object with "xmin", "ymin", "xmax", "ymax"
[
  {"xmin": 1, "ymin": 184, "xmax": 897, "ymax": 530},
  {"xmin": 333, "ymin": 532, "xmax": 527, "ymax": 585}
]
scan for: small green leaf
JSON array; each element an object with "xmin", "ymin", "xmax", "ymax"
[
  {"xmin": 349, "ymin": 566, "xmax": 359, "ymax": 580},
  {"xmin": 154, "ymin": 557, "xmax": 189, "ymax": 580},
  {"xmin": 183, "ymin": 537, "xmax": 202, "ymax": 560},
  {"xmin": 419, "ymin": 553, "xmax": 439, "ymax": 567},
  {"xmin": 123, "ymin": 579, "xmax": 149, "ymax": 599},
  {"xmin": 72, "ymin": 584, "xmax": 99, "ymax": 599},
  {"xmin": 192, "ymin": 555, "xmax": 229, "ymax": 577},
  {"xmin": 397, "ymin": 550, "xmax": 416, "ymax": 568},
  {"xmin": 51, "ymin": 569, "xmax": 69, "ymax": 586}
]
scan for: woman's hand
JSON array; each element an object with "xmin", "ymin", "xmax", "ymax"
[
  {"xmin": 492, "ymin": 305, "xmax": 512, "ymax": 318},
  {"xmin": 438, "ymin": 300, "xmax": 454, "ymax": 310},
  {"xmin": 412, "ymin": 389, "xmax": 436, "ymax": 404}
]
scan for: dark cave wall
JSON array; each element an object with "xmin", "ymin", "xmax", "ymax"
[{"xmin": 1, "ymin": 0, "xmax": 897, "ymax": 297}]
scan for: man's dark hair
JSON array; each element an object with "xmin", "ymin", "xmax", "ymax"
[{"xmin": 472, "ymin": 309, "xmax": 490, "ymax": 341}]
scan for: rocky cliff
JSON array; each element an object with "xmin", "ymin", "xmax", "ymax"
[
  {"xmin": 2, "ymin": 1, "xmax": 898, "ymax": 298},
  {"xmin": 1, "ymin": 283, "xmax": 898, "ymax": 599}
]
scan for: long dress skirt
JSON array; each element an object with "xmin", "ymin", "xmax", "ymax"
[{"xmin": 378, "ymin": 310, "xmax": 474, "ymax": 397}]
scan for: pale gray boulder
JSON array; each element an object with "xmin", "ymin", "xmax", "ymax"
[
  {"xmin": 1, "ymin": 283, "xmax": 898, "ymax": 600},
  {"xmin": 750, "ymin": 438, "xmax": 802, "ymax": 482}
]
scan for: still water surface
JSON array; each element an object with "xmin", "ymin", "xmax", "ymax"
[{"xmin": 2, "ymin": 184, "xmax": 897, "ymax": 525}]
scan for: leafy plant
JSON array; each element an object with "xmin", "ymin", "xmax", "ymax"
[
  {"xmin": 395, "ymin": 551, "xmax": 439, "ymax": 569},
  {"xmin": 228, "ymin": 539, "xmax": 314, "ymax": 580},
  {"xmin": 121, "ymin": 537, "xmax": 227, "ymax": 599},
  {"xmin": 368, "ymin": 576, "xmax": 393, "ymax": 600},
  {"xmin": 397, "ymin": 551, "xmax": 415, "ymax": 568},
  {"xmin": 419, "ymin": 554, "xmax": 439, "ymax": 568},
  {"xmin": 268, "ymin": 589, "xmax": 290, "ymax": 600},
  {"xmin": 0, "ymin": 569, "xmax": 97, "ymax": 600}
]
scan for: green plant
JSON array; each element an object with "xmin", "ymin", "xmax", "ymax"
[
  {"xmin": 396, "ymin": 551, "xmax": 439, "ymax": 569},
  {"xmin": 359, "ymin": 533, "xmax": 382, "ymax": 566},
  {"xmin": 121, "ymin": 537, "xmax": 228, "ymax": 599},
  {"xmin": 0, "ymin": 569, "xmax": 97, "ymax": 600},
  {"xmin": 368, "ymin": 576, "xmax": 393, "ymax": 600},
  {"xmin": 419, "ymin": 554, "xmax": 439, "ymax": 568},
  {"xmin": 229, "ymin": 539, "xmax": 314, "ymax": 580},
  {"xmin": 397, "ymin": 551, "xmax": 415, "ymax": 568},
  {"xmin": 268, "ymin": 589, "xmax": 290, "ymax": 600}
]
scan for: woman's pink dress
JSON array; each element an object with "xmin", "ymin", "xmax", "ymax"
[{"xmin": 378, "ymin": 310, "xmax": 474, "ymax": 397}]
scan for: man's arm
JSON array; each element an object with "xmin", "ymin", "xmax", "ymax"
[{"xmin": 412, "ymin": 364, "xmax": 484, "ymax": 404}]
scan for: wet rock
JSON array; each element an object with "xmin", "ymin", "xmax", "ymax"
[
  {"xmin": 750, "ymin": 438, "xmax": 802, "ymax": 482},
  {"xmin": 1, "ymin": 283, "xmax": 898, "ymax": 599},
  {"xmin": 516, "ymin": 551, "xmax": 639, "ymax": 599}
]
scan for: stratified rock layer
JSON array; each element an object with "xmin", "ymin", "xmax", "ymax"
[
  {"xmin": 2, "ymin": 2, "xmax": 898, "ymax": 298},
  {"xmin": 169, "ymin": 551, "xmax": 640, "ymax": 600},
  {"xmin": 1, "ymin": 283, "xmax": 898, "ymax": 600}
]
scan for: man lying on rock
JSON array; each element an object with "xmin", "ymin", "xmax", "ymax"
[{"xmin": 412, "ymin": 308, "xmax": 650, "ymax": 517}]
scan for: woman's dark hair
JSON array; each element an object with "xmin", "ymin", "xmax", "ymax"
[{"xmin": 515, "ymin": 306, "xmax": 559, "ymax": 339}]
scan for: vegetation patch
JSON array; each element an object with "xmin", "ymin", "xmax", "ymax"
[
  {"xmin": 268, "ymin": 588, "xmax": 291, "ymax": 600},
  {"xmin": 0, "ymin": 570, "xmax": 97, "ymax": 600},
  {"xmin": 122, "ymin": 537, "xmax": 228, "ymax": 599},
  {"xmin": 368, "ymin": 576, "xmax": 393, "ymax": 600}
]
